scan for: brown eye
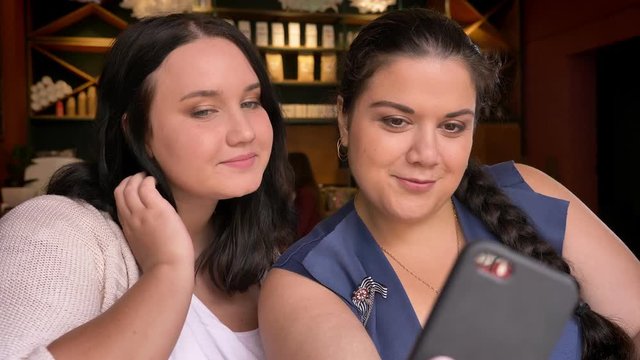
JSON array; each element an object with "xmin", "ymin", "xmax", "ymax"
[
  {"xmin": 383, "ymin": 117, "xmax": 407, "ymax": 128},
  {"xmin": 442, "ymin": 122, "xmax": 464, "ymax": 133},
  {"xmin": 241, "ymin": 100, "xmax": 262, "ymax": 109}
]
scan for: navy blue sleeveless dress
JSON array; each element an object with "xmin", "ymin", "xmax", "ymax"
[{"xmin": 274, "ymin": 161, "xmax": 581, "ymax": 359}]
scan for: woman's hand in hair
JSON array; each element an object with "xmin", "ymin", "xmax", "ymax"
[{"xmin": 114, "ymin": 172, "xmax": 194, "ymax": 274}]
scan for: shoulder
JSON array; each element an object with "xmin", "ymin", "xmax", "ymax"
[
  {"xmin": 2, "ymin": 194, "xmax": 114, "ymax": 230},
  {"xmin": 481, "ymin": 162, "xmax": 570, "ymax": 254},
  {"xmin": 275, "ymin": 201, "xmax": 356, "ymax": 271},
  {"xmin": 512, "ymin": 163, "xmax": 574, "ymax": 202},
  {"xmin": 273, "ymin": 221, "xmax": 332, "ymax": 278},
  {"xmin": 4, "ymin": 194, "xmax": 101, "ymax": 216},
  {"xmin": 259, "ymin": 267, "xmax": 380, "ymax": 359},
  {"xmin": 0, "ymin": 196, "xmax": 133, "ymax": 357},
  {"xmin": 482, "ymin": 161, "xmax": 573, "ymax": 201},
  {"xmin": 0, "ymin": 195, "xmax": 125, "ymax": 259},
  {"xmin": 0, "ymin": 194, "xmax": 137, "ymax": 301}
]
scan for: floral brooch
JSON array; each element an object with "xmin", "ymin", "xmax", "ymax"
[{"xmin": 351, "ymin": 276, "xmax": 388, "ymax": 326}]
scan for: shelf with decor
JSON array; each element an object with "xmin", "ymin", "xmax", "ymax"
[
  {"xmin": 26, "ymin": 2, "xmax": 128, "ymax": 121},
  {"xmin": 214, "ymin": 7, "xmax": 379, "ymax": 26},
  {"xmin": 258, "ymin": 45, "xmax": 344, "ymax": 53},
  {"xmin": 236, "ymin": 0, "xmax": 350, "ymax": 184},
  {"xmin": 30, "ymin": 36, "xmax": 116, "ymax": 53},
  {"xmin": 30, "ymin": 115, "xmax": 95, "ymax": 121},
  {"xmin": 214, "ymin": 2, "xmax": 367, "ymax": 88}
]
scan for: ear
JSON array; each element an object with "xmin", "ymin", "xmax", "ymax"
[{"xmin": 336, "ymin": 96, "xmax": 349, "ymax": 147}]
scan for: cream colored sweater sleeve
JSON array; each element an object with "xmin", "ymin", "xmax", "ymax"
[{"xmin": 0, "ymin": 195, "xmax": 138, "ymax": 360}]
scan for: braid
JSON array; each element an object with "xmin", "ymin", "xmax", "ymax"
[{"xmin": 455, "ymin": 159, "xmax": 636, "ymax": 359}]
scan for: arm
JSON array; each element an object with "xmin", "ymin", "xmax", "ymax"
[
  {"xmin": 48, "ymin": 266, "xmax": 192, "ymax": 359},
  {"xmin": 259, "ymin": 268, "xmax": 381, "ymax": 360},
  {"xmin": 515, "ymin": 163, "xmax": 640, "ymax": 341},
  {"xmin": 48, "ymin": 173, "xmax": 195, "ymax": 359}
]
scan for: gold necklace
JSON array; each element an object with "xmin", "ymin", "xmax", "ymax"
[{"xmin": 379, "ymin": 199, "xmax": 462, "ymax": 295}]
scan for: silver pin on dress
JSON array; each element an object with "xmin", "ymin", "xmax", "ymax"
[{"xmin": 351, "ymin": 276, "xmax": 388, "ymax": 326}]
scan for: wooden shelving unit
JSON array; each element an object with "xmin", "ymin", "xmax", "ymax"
[
  {"xmin": 258, "ymin": 45, "xmax": 344, "ymax": 52},
  {"xmin": 31, "ymin": 115, "xmax": 95, "ymax": 121},
  {"xmin": 27, "ymin": 3, "xmax": 126, "ymax": 119},
  {"xmin": 31, "ymin": 36, "xmax": 115, "ymax": 53},
  {"xmin": 215, "ymin": 7, "xmax": 379, "ymax": 26}
]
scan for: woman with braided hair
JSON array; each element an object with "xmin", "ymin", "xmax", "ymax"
[{"xmin": 259, "ymin": 7, "xmax": 640, "ymax": 360}]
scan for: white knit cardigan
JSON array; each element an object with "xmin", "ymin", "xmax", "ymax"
[{"xmin": 0, "ymin": 195, "xmax": 140, "ymax": 359}]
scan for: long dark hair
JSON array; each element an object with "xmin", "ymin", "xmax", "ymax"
[
  {"xmin": 48, "ymin": 13, "xmax": 296, "ymax": 294},
  {"xmin": 338, "ymin": 8, "xmax": 635, "ymax": 359}
]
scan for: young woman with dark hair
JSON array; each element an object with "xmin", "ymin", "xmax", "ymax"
[
  {"xmin": 259, "ymin": 8, "xmax": 639, "ymax": 360},
  {"xmin": 0, "ymin": 13, "xmax": 295, "ymax": 359}
]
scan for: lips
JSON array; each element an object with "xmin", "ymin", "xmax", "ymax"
[
  {"xmin": 399, "ymin": 176, "xmax": 432, "ymax": 183},
  {"xmin": 394, "ymin": 175, "xmax": 436, "ymax": 191},
  {"xmin": 396, "ymin": 175, "xmax": 434, "ymax": 184},
  {"xmin": 220, "ymin": 153, "xmax": 257, "ymax": 168}
]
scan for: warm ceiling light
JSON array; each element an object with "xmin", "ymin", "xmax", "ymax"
[
  {"xmin": 349, "ymin": 0, "xmax": 397, "ymax": 14},
  {"xmin": 120, "ymin": 0, "xmax": 193, "ymax": 19}
]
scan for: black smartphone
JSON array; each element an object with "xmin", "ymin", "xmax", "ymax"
[{"xmin": 409, "ymin": 240, "xmax": 579, "ymax": 360}]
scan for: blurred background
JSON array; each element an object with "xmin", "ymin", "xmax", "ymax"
[{"xmin": 0, "ymin": 0, "xmax": 638, "ymax": 257}]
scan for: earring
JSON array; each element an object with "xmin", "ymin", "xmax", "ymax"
[{"xmin": 336, "ymin": 137, "xmax": 348, "ymax": 162}]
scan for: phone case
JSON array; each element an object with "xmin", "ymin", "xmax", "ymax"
[{"xmin": 409, "ymin": 240, "xmax": 579, "ymax": 360}]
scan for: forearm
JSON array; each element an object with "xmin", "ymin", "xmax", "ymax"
[{"xmin": 48, "ymin": 265, "xmax": 194, "ymax": 359}]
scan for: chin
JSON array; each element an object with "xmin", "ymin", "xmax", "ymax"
[
  {"xmin": 222, "ymin": 180, "xmax": 263, "ymax": 200},
  {"xmin": 390, "ymin": 211, "xmax": 426, "ymax": 223},
  {"xmin": 386, "ymin": 202, "xmax": 433, "ymax": 222}
]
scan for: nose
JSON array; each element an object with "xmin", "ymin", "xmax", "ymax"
[
  {"xmin": 406, "ymin": 125, "xmax": 440, "ymax": 166},
  {"xmin": 226, "ymin": 109, "xmax": 256, "ymax": 146}
]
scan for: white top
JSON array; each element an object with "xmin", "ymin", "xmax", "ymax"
[{"xmin": 170, "ymin": 295, "xmax": 265, "ymax": 360}]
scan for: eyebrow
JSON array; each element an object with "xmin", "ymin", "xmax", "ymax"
[
  {"xmin": 445, "ymin": 109, "xmax": 475, "ymax": 118},
  {"xmin": 370, "ymin": 100, "xmax": 475, "ymax": 118},
  {"xmin": 179, "ymin": 82, "xmax": 261, "ymax": 102},
  {"xmin": 370, "ymin": 100, "xmax": 415, "ymax": 114}
]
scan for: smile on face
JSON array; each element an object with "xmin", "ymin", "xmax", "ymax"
[
  {"xmin": 146, "ymin": 37, "xmax": 273, "ymax": 209},
  {"xmin": 339, "ymin": 55, "xmax": 476, "ymax": 223}
]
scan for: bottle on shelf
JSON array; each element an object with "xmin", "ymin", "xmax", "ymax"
[
  {"xmin": 55, "ymin": 101, "xmax": 64, "ymax": 117},
  {"xmin": 66, "ymin": 97, "xmax": 76, "ymax": 117},
  {"xmin": 77, "ymin": 91, "xmax": 87, "ymax": 117},
  {"xmin": 305, "ymin": 24, "xmax": 318, "ymax": 48},
  {"xmin": 87, "ymin": 86, "xmax": 97, "ymax": 118},
  {"xmin": 297, "ymin": 54, "xmax": 314, "ymax": 82}
]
